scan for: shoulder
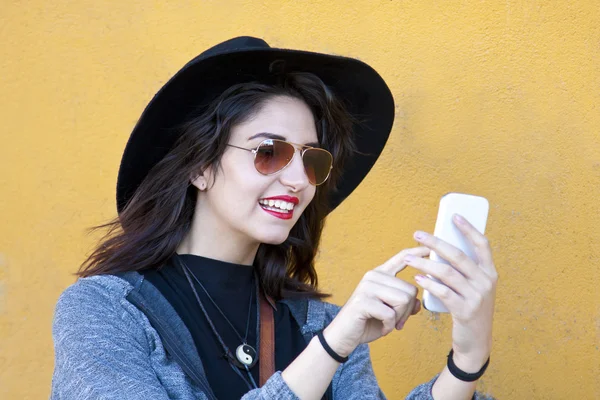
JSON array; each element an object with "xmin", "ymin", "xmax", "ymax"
[
  {"xmin": 52, "ymin": 274, "xmax": 140, "ymax": 341},
  {"xmin": 54, "ymin": 275, "xmax": 132, "ymax": 316}
]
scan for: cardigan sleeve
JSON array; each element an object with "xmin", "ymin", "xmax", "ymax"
[
  {"xmin": 321, "ymin": 302, "xmax": 495, "ymax": 400},
  {"xmin": 406, "ymin": 375, "xmax": 496, "ymax": 399},
  {"xmin": 240, "ymin": 371, "xmax": 301, "ymax": 400},
  {"xmin": 50, "ymin": 280, "xmax": 172, "ymax": 400}
]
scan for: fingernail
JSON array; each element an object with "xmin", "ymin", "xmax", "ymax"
[
  {"xmin": 414, "ymin": 231, "xmax": 425, "ymax": 240},
  {"xmin": 454, "ymin": 214, "xmax": 465, "ymax": 224},
  {"xmin": 396, "ymin": 321, "xmax": 405, "ymax": 330}
]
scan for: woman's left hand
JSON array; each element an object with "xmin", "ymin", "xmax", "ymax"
[{"xmin": 404, "ymin": 214, "xmax": 498, "ymax": 371}]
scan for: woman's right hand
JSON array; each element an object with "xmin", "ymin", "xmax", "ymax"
[{"xmin": 322, "ymin": 247, "xmax": 431, "ymax": 358}]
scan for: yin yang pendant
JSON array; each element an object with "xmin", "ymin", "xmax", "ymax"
[{"xmin": 236, "ymin": 343, "xmax": 257, "ymax": 368}]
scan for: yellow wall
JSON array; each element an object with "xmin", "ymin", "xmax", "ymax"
[{"xmin": 1, "ymin": 1, "xmax": 598, "ymax": 398}]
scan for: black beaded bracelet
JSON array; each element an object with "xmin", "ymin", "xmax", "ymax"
[
  {"xmin": 317, "ymin": 331, "xmax": 349, "ymax": 363},
  {"xmin": 447, "ymin": 349, "xmax": 490, "ymax": 382}
]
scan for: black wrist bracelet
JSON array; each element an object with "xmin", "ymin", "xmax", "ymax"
[
  {"xmin": 317, "ymin": 331, "xmax": 349, "ymax": 363},
  {"xmin": 447, "ymin": 349, "xmax": 490, "ymax": 382}
]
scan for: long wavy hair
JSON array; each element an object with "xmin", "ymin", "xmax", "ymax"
[{"xmin": 77, "ymin": 72, "xmax": 356, "ymax": 300}]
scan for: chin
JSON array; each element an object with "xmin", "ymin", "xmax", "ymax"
[{"xmin": 255, "ymin": 230, "xmax": 291, "ymax": 246}]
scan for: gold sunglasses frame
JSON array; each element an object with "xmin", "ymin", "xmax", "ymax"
[{"xmin": 227, "ymin": 139, "xmax": 333, "ymax": 186}]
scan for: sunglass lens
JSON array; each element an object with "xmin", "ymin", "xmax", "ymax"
[
  {"xmin": 303, "ymin": 148, "xmax": 333, "ymax": 185},
  {"xmin": 254, "ymin": 140, "xmax": 294, "ymax": 175}
]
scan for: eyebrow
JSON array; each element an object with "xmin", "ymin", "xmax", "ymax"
[{"xmin": 248, "ymin": 132, "xmax": 320, "ymax": 148}]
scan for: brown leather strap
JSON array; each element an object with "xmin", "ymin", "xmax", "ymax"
[{"xmin": 259, "ymin": 291, "xmax": 275, "ymax": 387}]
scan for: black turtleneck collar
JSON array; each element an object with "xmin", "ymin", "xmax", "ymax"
[{"xmin": 175, "ymin": 253, "xmax": 255, "ymax": 292}]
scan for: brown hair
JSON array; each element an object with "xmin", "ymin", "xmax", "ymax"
[{"xmin": 77, "ymin": 72, "xmax": 356, "ymax": 300}]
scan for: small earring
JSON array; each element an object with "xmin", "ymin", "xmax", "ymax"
[{"xmin": 199, "ymin": 182, "xmax": 207, "ymax": 190}]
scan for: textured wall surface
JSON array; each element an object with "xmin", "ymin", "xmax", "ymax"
[{"xmin": 1, "ymin": 1, "xmax": 599, "ymax": 399}]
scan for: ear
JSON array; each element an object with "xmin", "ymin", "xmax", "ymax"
[{"xmin": 190, "ymin": 174, "xmax": 207, "ymax": 191}]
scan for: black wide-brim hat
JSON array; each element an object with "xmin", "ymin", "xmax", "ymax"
[{"xmin": 117, "ymin": 36, "xmax": 394, "ymax": 214}]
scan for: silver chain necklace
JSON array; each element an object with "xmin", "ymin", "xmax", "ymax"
[{"xmin": 176, "ymin": 256, "xmax": 260, "ymax": 389}]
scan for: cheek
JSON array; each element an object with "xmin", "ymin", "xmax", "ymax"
[
  {"xmin": 296, "ymin": 187, "xmax": 317, "ymax": 217},
  {"xmin": 308, "ymin": 186, "xmax": 317, "ymax": 201},
  {"xmin": 306, "ymin": 186, "xmax": 317, "ymax": 203},
  {"xmin": 217, "ymin": 160, "xmax": 267, "ymax": 208}
]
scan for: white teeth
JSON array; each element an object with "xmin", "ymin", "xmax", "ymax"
[
  {"xmin": 262, "ymin": 205, "xmax": 291, "ymax": 213},
  {"xmin": 259, "ymin": 199, "xmax": 295, "ymax": 212}
]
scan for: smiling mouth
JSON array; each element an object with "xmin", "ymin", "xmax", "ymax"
[
  {"xmin": 258, "ymin": 199, "xmax": 295, "ymax": 220},
  {"xmin": 258, "ymin": 199, "xmax": 295, "ymax": 212}
]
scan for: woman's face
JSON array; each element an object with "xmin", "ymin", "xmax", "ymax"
[{"xmin": 194, "ymin": 96, "xmax": 318, "ymax": 246}]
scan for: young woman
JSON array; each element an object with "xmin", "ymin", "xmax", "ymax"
[{"xmin": 51, "ymin": 37, "xmax": 497, "ymax": 400}]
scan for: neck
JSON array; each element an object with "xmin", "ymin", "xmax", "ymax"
[{"xmin": 176, "ymin": 200, "xmax": 260, "ymax": 266}]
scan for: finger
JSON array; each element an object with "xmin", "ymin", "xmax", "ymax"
[
  {"xmin": 362, "ymin": 270, "xmax": 418, "ymax": 296},
  {"xmin": 411, "ymin": 298, "xmax": 422, "ymax": 315},
  {"xmin": 396, "ymin": 294, "xmax": 418, "ymax": 330},
  {"xmin": 452, "ymin": 214, "xmax": 497, "ymax": 277},
  {"xmin": 414, "ymin": 274, "xmax": 463, "ymax": 313},
  {"xmin": 362, "ymin": 297, "xmax": 397, "ymax": 337},
  {"xmin": 360, "ymin": 271, "xmax": 419, "ymax": 330},
  {"xmin": 413, "ymin": 231, "xmax": 481, "ymax": 280},
  {"xmin": 362, "ymin": 281, "xmax": 415, "ymax": 324},
  {"xmin": 403, "ymin": 254, "xmax": 478, "ymax": 297},
  {"xmin": 375, "ymin": 247, "xmax": 430, "ymax": 276}
]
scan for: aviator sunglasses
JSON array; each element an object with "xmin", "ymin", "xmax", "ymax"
[{"xmin": 227, "ymin": 139, "xmax": 333, "ymax": 186}]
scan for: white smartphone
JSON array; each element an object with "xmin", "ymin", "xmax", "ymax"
[{"xmin": 422, "ymin": 193, "xmax": 489, "ymax": 313}]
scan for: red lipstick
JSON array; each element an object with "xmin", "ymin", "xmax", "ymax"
[
  {"xmin": 259, "ymin": 195, "xmax": 299, "ymax": 220},
  {"xmin": 261, "ymin": 195, "xmax": 299, "ymax": 204}
]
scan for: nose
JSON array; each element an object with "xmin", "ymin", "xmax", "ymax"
[{"xmin": 279, "ymin": 150, "xmax": 310, "ymax": 192}]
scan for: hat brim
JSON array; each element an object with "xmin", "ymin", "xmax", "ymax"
[{"xmin": 117, "ymin": 47, "xmax": 394, "ymax": 213}]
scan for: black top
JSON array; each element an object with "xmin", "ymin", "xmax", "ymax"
[{"xmin": 143, "ymin": 254, "xmax": 310, "ymax": 400}]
